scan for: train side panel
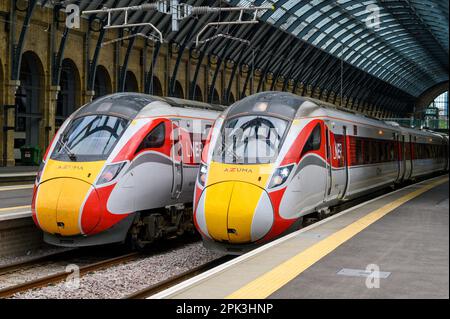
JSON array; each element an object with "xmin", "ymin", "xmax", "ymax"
[{"xmin": 326, "ymin": 119, "xmax": 398, "ymax": 200}]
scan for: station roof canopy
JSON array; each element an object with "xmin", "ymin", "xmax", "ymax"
[
  {"xmin": 40, "ymin": 0, "xmax": 449, "ymax": 112},
  {"xmin": 230, "ymin": 0, "xmax": 449, "ymax": 97}
]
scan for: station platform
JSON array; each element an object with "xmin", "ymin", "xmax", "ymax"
[
  {"xmin": 0, "ymin": 166, "xmax": 38, "ymax": 177},
  {"xmin": 0, "ymin": 184, "xmax": 33, "ymax": 221},
  {"xmin": 0, "ymin": 207, "xmax": 32, "ymax": 222},
  {"xmin": 152, "ymin": 175, "xmax": 449, "ymax": 299},
  {"xmin": 0, "ymin": 166, "xmax": 37, "ymax": 186}
]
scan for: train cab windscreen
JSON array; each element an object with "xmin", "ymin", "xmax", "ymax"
[
  {"xmin": 212, "ymin": 116, "xmax": 288, "ymax": 164},
  {"xmin": 51, "ymin": 115, "xmax": 129, "ymax": 162}
]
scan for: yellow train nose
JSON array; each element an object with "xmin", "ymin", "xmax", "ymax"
[
  {"xmin": 35, "ymin": 178, "xmax": 100, "ymax": 236},
  {"xmin": 199, "ymin": 181, "xmax": 274, "ymax": 244}
]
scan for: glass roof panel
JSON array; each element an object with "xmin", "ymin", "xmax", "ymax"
[{"xmin": 226, "ymin": 0, "xmax": 448, "ymax": 96}]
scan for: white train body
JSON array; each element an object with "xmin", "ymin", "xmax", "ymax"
[
  {"xmin": 33, "ymin": 93, "xmax": 220, "ymax": 248},
  {"xmin": 194, "ymin": 92, "xmax": 448, "ymax": 254}
]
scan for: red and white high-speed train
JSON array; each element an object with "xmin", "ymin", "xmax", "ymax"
[
  {"xmin": 32, "ymin": 93, "xmax": 220, "ymax": 248},
  {"xmin": 194, "ymin": 91, "xmax": 449, "ymax": 254}
]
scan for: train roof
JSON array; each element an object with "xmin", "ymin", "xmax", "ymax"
[
  {"xmin": 135, "ymin": 102, "xmax": 219, "ymax": 120},
  {"xmin": 226, "ymin": 91, "xmax": 446, "ymax": 141},
  {"xmin": 304, "ymin": 98, "xmax": 446, "ymax": 141},
  {"xmin": 73, "ymin": 93, "xmax": 226, "ymax": 120},
  {"xmin": 163, "ymin": 97, "xmax": 226, "ymax": 111},
  {"xmin": 226, "ymin": 91, "xmax": 305, "ymax": 120},
  {"xmin": 226, "ymin": 91, "xmax": 375, "ymax": 122}
]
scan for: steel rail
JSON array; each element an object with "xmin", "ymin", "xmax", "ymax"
[
  {"xmin": 0, "ymin": 249, "xmax": 78, "ymax": 276},
  {"xmin": 0, "ymin": 252, "xmax": 140, "ymax": 298}
]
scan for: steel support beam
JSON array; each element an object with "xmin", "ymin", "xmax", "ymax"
[{"xmin": 11, "ymin": 0, "xmax": 38, "ymax": 80}]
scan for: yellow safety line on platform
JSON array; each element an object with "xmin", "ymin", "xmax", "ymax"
[
  {"xmin": 226, "ymin": 176, "xmax": 449, "ymax": 299},
  {"xmin": 0, "ymin": 205, "xmax": 31, "ymax": 213},
  {"xmin": 0, "ymin": 185, "xmax": 34, "ymax": 192}
]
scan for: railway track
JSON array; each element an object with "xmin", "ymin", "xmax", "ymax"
[
  {"xmin": 124, "ymin": 255, "xmax": 234, "ymax": 299},
  {"xmin": 0, "ymin": 252, "xmax": 140, "ymax": 298},
  {"xmin": 0, "ymin": 249, "xmax": 78, "ymax": 276}
]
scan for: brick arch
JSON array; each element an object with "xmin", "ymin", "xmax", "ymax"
[
  {"xmin": 228, "ymin": 92, "xmax": 235, "ymax": 105},
  {"xmin": 56, "ymin": 58, "xmax": 81, "ymax": 128},
  {"xmin": 124, "ymin": 70, "xmax": 139, "ymax": 92},
  {"xmin": 16, "ymin": 50, "xmax": 46, "ymax": 153},
  {"xmin": 211, "ymin": 88, "xmax": 220, "ymax": 105},
  {"xmin": 415, "ymin": 81, "xmax": 449, "ymax": 113},
  {"xmin": 173, "ymin": 80, "xmax": 184, "ymax": 99},
  {"xmin": 193, "ymin": 85, "xmax": 203, "ymax": 102},
  {"xmin": 94, "ymin": 65, "xmax": 112, "ymax": 100},
  {"xmin": 150, "ymin": 76, "xmax": 163, "ymax": 96},
  {"xmin": 62, "ymin": 44, "xmax": 84, "ymax": 79}
]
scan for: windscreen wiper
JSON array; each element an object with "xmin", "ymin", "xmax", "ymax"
[{"xmin": 57, "ymin": 139, "xmax": 77, "ymax": 161}]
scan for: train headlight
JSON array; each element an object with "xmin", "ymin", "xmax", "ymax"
[
  {"xmin": 198, "ymin": 163, "xmax": 208, "ymax": 187},
  {"xmin": 97, "ymin": 162, "xmax": 126, "ymax": 185},
  {"xmin": 269, "ymin": 164, "xmax": 294, "ymax": 189}
]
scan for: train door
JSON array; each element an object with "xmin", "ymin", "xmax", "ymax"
[
  {"xmin": 395, "ymin": 134, "xmax": 403, "ymax": 182},
  {"xmin": 399, "ymin": 135, "xmax": 406, "ymax": 181},
  {"xmin": 179, "ymin": 118, "xmax": 204, "ymax": 203},
  {"xmin": 340, "ymin": 126, "xmax": 349, "ymax": 200},
  {"xmin": 171, "ymin": 120, "xmax": 183, "ymax": 199},
  {"xmin": 327, "ymin": 123, "xmax": 348, "ymax": 201},
  {"xmin": 407, "ymin": 134, "xmax": 414, "ymax": 179},
  {"xmin": 445, "ymin": 140, "xmax": 449, "ymax": 171},
  {"xmin": 324, "ymin": 125, "xmax": 333, "ymax": 202}
]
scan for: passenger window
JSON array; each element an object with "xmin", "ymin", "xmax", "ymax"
[
  {"xmin": 379, "ymin": 142, "xmax": 384, "ymax": 162},
  {"xmin": 373, "ymin": 141, "xmax": 379, "ymax": 163},
  {"xmin": 363, "ymin": 139, "xmax": 370, "ymax": 164},
  {"xmin": 384, "ymin": 142, "xmax": 389, "ymax": 162},
  {"xmin": 355, "ymin": 138, "xmax": 363, "ymax": 165},
  {"xmin": 302, "ymin": 124, "xmax": 321, "ymax": 156},
  {"xmin": 136, "ymin": 122, "xmax": 165, "ymax": 153},
  {"xmin": 390, "ymin": 142, "xmax": 395, "ymax": 161}
]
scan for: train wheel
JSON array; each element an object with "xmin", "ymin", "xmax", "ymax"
[
  {"xmin": 124, "ymin": 232, "xmax": 147, "ymax": 251},
  {"xmin": 317, "ymin": 208, "xmax": 331, "ymax": 220}
]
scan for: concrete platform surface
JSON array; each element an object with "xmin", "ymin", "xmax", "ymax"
[
  {"xmin": 270, "ymin": 180, "xmax": 449, "ymax": 299},
  {"xmin": 0, "ymin": 166, "xmax": 38, "ymax": 173},
  {"xmin": 0, "ymin": 167, "xmax": 37, "ymax": 186},
  {"xmin": 151, "ymin": 175, "xmax": 449, "ymax": 299},
  {"xmin": 0, "ymin": 184, "xmax": 33, "ymax": 209},
  {"xmin": 0, "ymin": 184, "xmax": 33, "ymax": 221},
  {"xmin": 0, "ymin": 208, "xmax": 32, "ymax": 222}
]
